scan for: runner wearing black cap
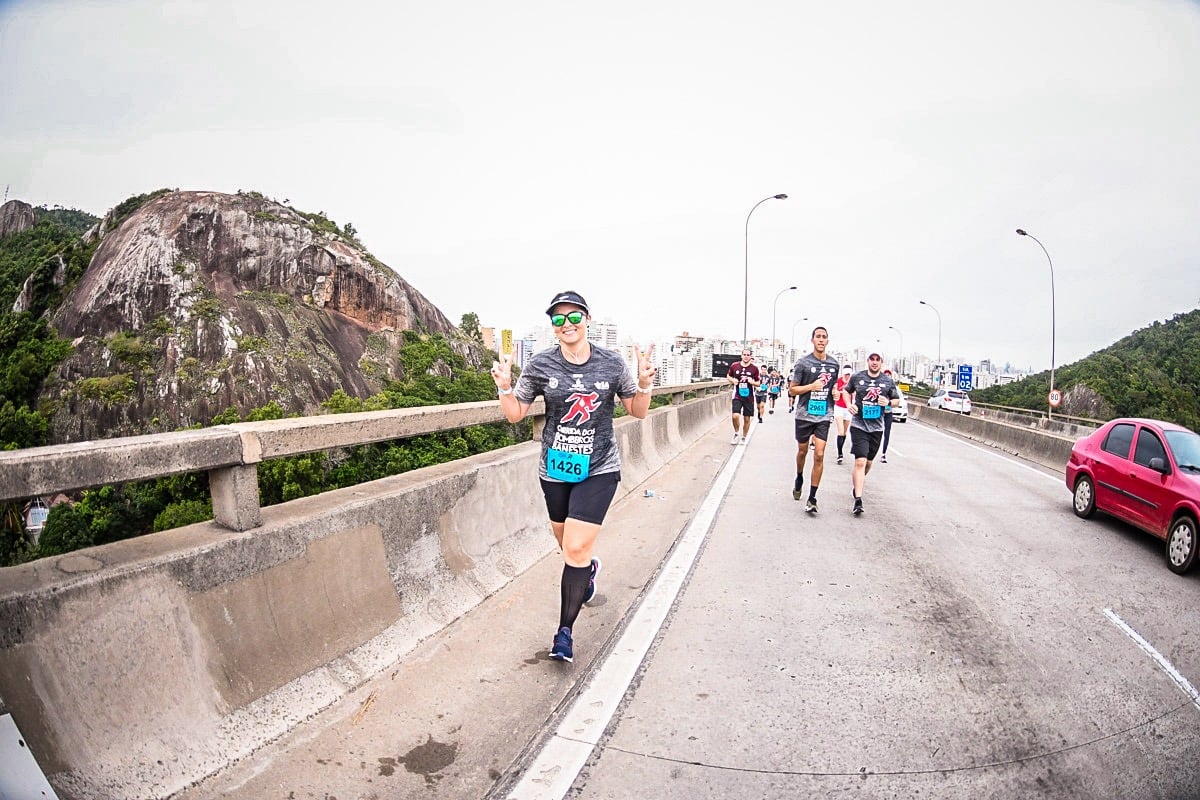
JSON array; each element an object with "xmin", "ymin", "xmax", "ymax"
[
  {"xmin": 491, "ymin": 290, "xmax": 657, "ymax": 663},
  {"xmin": 840, "ymin": 352, "xmax": 901, "ymax": 515}
]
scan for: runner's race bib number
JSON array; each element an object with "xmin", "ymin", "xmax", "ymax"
[
  {"xmin": 547, "ymin": 448, "xmax": 591, "ymax": 482},
  {"xmin": 862, "ymin": 403, "xmax": 882, "ymax": 420},
  {"xmin": 738, "ymin": 385, "xmax": 751, "ymax": 398},
  {"xmin": 806, "ymin": 399, "xmax": 827, "ymax": 416}
]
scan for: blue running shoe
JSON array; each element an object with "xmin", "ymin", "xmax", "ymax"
[
  {"xmin": 549, "ymin": 627, "xmax": 573, "ymax": 662},
  {"xmin": 582, "ymin": 557, "xmax": 602, "ymax": 604}
]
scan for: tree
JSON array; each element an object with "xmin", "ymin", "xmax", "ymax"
[{"xmin": 460, "ymin": 312, "xmax": 484, "ymax": 345}]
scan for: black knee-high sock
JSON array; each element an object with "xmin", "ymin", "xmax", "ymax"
[
  {"xmin": 559, "ymin": 564, "xmax": 592, "ymax": 630},
  {"xmin": 837, "ymin": 435, "xmax": 846, "ymax": 456}
]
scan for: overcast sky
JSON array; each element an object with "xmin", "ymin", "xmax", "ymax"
[{"xmin": 2, "ymin": 0, "xmax": 1198, "ymax": 371}]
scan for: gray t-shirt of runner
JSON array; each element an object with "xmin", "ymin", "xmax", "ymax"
[
  {"xmin": 514, "ymin": 345, "xmax": 638, "ymax": 481},
  {"xmin": 846, "ymin": 370, "xmax": 901, "ymax": 433},
  {"xmin": 790, "ymin": 353, "xmax": 840, "ymax": 422}
]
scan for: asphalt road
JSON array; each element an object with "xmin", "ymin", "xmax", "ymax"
[{"xmin": 180, "ymin": 410, "xmax": 1200, "ymax": 800}]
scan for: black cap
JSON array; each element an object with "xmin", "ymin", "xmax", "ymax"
[{"xmin": 545, "ymin": 290, "xmax": 590, "ymax": 316}]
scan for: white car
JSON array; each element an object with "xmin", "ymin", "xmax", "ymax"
[
  {"xmin": 928, "ymin": 387, "xmax": 972, "ymax": 414},
  {"xmin": 889, "ymin": 388, "xmax": 908, "ymax": 422}
]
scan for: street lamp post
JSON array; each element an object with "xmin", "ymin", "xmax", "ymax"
[
  {"xmin": 1016, "ymin": 229, "xmax": 1057, "ymax": 420},
  {"xmin": 919, "ymin": 300, "xmax": 942, "ymax": 385},
  {"xmin": 888, "ymin": 325, "xmax": 904, "ymax": 376},
  {"xmin": 771, "ymin": 285, "xmax": 797, "ymax": 369},
  {"xmin": 743, "ymin": 193, "xmax": 788, "ymax": 347}
]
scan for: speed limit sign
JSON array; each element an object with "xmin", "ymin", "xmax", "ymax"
[{"xmin": 1048, "ymin": 389, "xmax": 1062, "ymax": 407}]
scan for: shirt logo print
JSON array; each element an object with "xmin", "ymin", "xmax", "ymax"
[{"xmin": 562, "ymin": 391, "xmax": 601, "ymax": 425}]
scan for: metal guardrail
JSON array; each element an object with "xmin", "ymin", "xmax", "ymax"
[
  {"xmin": 905, "ymin": 391, "xmax": 1105, "ymax": 426},
  {"xmin": 0, "ymin": 380, "xmax": 727, "ymax": 531}
]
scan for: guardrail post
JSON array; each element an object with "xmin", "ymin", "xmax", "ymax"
[{"xmin": 209, "ymin": 464, "xmax": 262, "ymax": 531}]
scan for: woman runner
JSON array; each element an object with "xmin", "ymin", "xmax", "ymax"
[{"xmin": 491, "ymin": 290, "xmax": 657, "ymax": 662}]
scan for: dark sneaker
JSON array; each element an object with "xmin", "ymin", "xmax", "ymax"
[
  {"xmin": 805, "ymin": 498, "xmax": 818, "ymax": 514},
  {"xmin": 769, "ymin": 409, "xmax": 774, "ymax": 414},
  {"xmin": 583, "ymin": 557, "xmax": 602, "ymax": 604},
  {"xmin": 549, "ymin": 627, "xmax": 574, "ymax": 662},
  {"xmin": 881, "ymin": 454, "xmax": 888, "ymax": 463},
  {"xmin": 792, "ymin": 487, "xmax": 803, "ymax": 501},
  {"xmin": 853, "ymin": 500, "xmax": 864, "ymax": 515},
  {"xmin": 837, "ymin": 456, "xmax": 843, "ymax": 465}
]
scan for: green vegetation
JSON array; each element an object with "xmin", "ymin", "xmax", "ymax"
[
  {"xmin": 107, "ymin": 331, "xmax": 155, "ymax": 368},
  {"xmin": 973, "ymin": 309, "xmax": 1200, "ymax": 429},
  {"xmin": 76, "ymin": 374, "xmax": 135, "ymax": 404},
  {"xmin": 34, "ymin": 206, "xmax": 98, "ymax": 236},
  {"xmin": 0, "ymin": 215, "xmax": 97, "ymax": 451},
  {"xmin": 235, "ymin": 335, "xmax": 271, "ymax": 353}
]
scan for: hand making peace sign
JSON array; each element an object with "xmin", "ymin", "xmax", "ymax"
[
  {"xmin": 491, "ymin": 351, "xmax": 515, "ymax": 392},
  {"xmin": 634, "ymin": 344, "xmax": 657, "ymax": 389}
]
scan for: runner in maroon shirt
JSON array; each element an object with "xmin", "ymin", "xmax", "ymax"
[{"xmin": 726, "ymin": 349, "xmax": 761, "ymax": 445}]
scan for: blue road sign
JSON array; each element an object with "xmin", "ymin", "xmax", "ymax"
[{"xmin": 958, "ymin": 365, "xmax": 973, "ymax": 391}]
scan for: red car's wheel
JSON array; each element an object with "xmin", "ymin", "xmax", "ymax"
[
  {"xmin": 1072, "ymin": 475, "xmax": 1096, "ymax": 519},
  {"xmin": 1165, "ymin": 515, "xmax": 1197, "ymax": 575}
]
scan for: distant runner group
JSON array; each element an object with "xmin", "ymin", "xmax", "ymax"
[{"xmin": 727, "ymin": 325, "xmax": 901, "ymax": 516}]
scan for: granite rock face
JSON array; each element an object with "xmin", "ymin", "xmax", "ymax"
[
  {"xmin": 0, "ymin": 199, "xmax": 36, "ymax": 239},
  {"xmin": 44, "ymin": 190, "xmax": 481, "ymax": 442}
]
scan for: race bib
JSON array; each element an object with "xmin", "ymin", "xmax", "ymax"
[
  {"xmin": 806, "ymin": 399, "xmax": 827, "ymax": 416},
  {"xmin": 862, "ymin": 403, "xmax": 882, "ymax": 420},
  {"xmin": 738, "ymin": 385, "xmax": 751, "ymax": 398},
  {"xmin": 546, "ymin": 448, "xmax": 591, "ymax": 482}
]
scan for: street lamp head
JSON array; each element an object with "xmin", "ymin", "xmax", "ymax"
[
  {"xmin": 773, "ymin": 194, "xmax": 788, "ymax": 200},
  {"xmin": 1016, "ymin": 229, "xmax": 1028, "ymax": 236},
  {"xmin": 788, "ymin": 285, "xmax": 797, "ymax": 290},
  {"xmin": 919, "ymin": 300, "xmax": 928, "ymax": 305}
]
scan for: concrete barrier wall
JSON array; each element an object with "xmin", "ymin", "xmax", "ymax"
[
  {"xmin": 0, "ymin": 393, "xmax": 727, "ymax": 800},
  {"xmin": 909, "ymin": 403, "xmax": 1080, "ymax": 470}
]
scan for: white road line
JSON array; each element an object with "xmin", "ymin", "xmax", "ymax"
[
  {"xmin": 916, "ymin": 420, "xmax": 1063, "ymax": 483},
  {"xmin": 1104, "ymin": 608, "xmax": 1200, "ymax": 712},
  {"xmin": 505, "ymin": 432, "xmax": 749, "ymax": 800}
]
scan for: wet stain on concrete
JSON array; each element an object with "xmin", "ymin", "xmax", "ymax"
[{"xmin": 379, "ymin": 735, "xmax": 459, "ymax": 784}]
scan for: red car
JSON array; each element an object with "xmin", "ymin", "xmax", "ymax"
[{"xmin": 1066, "ymin": 417, "xmax": 1200, "ymax": 574}]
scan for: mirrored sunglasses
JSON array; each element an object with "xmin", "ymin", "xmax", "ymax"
[{"xmin": 550, "ymin": 310, "xmax": 585, "ymax": 327}]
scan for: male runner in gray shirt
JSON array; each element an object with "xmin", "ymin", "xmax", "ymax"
[{"xmin": 788, "ymin": 326, "xmax": 840, "ymax": 513}]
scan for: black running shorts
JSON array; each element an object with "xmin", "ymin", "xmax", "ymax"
[
  {"xmin": 731, "ymin": 396, "xmax": 756, "ymax": 417},
  {"xmin": 794, "ymin": 418, "xmax": 832, "ymax": 443},
  {"xmin": 541, "ymin": 471, "xmax": 621, "ymax": 525},
  {"xmin": 849, "ymin": 428, "xmax": 883, "ymax": 461}
]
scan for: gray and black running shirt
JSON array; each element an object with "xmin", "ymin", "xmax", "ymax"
[
  {"xmin": 514, "ymin": 346, "xmax": 639, "ymax": 481},
  {"xmin": 845, "ymin": 370, "xmax": 901, "ymax": 433},
  {"xmin": 790, "ymin": 353, "xmax": 840, "ymax": 422}
]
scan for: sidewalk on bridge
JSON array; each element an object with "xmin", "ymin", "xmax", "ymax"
[{"xmin": 176, "ymin": 406, "xmax": 762, "ymax": 800}]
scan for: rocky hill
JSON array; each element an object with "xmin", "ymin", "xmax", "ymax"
[{"xmin": 6, "ymin": 190, "xmax": 484, "ymax": 442}]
